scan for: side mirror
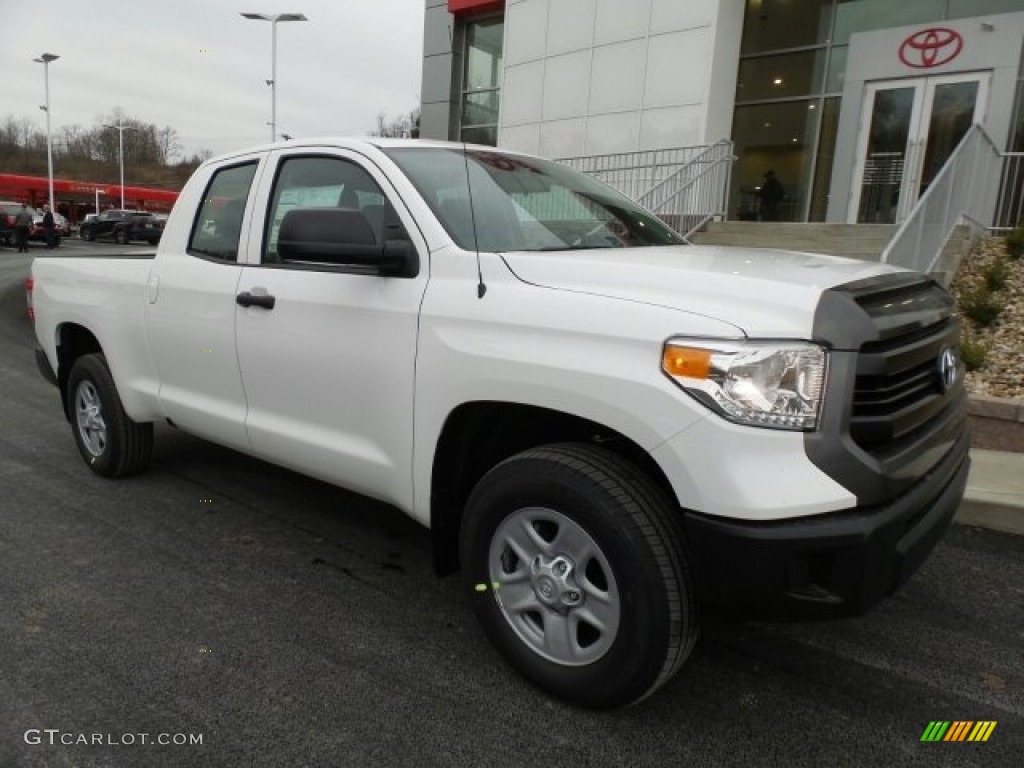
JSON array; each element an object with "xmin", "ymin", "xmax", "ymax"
[{"xmin": 277, "ymin": 208, "xmax": 418, "ymax": 277}]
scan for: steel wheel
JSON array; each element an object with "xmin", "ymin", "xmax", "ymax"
[
  {"xmin": 75, "ymin": 379, "xmax": 107, "ymax": 457},
  {"xmin": 66, "ymin": 353, "xmax": 153, "ymax": 477},
  {"xmin": 489, "ymin": 507, "xmax": 620, "ymax": 666},
  {"xmin": 462, "ymin": 443, "xmax": 698, "ymax": 708}
]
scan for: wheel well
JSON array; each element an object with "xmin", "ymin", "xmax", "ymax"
[
  {"xmin": 429, "ymin": 402, "xmax": 676, "ymax": 576},
  {"xmin": 55, "ymin": 324, "xmax": 102, "ymax": 421}
]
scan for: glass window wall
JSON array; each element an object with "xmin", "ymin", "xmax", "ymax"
[
  {"xmin": 459, "ymin": 17, "xmax": 504, "ymax": 146},
  {"xmin": 732, "ymin": 0, "xmax": 1007, "ymax": 221}
]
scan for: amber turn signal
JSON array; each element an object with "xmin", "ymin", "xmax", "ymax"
[{"xmin": 662, "ymin": 345, "xmax": 712, "ymax": 380}]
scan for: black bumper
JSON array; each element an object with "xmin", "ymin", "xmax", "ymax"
[
  {"xmin": 35, "ymin": 346, "xmax": 58, "ymax": 387},
  {"xmin": 682, "ymin": 431, "xmax": 970, "ymax": 619}
]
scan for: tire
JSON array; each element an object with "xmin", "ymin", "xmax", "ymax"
[
  {"xmin": 461, "ymin": 443, "xmax": 698, "ymax": 708},
  {"xmin": 115, "ymin": 229, "xmax": 129, "ymax": 245},
  {"xmin": 81, "ymin": 227, "xmax": 95, "ymax": 241},
  {"xmin": 67, "ymin": 353, "xmax": 153, "ymax": 478}
]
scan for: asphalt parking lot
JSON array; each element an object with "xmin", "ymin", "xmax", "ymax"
[{"xmin": 0, "ymin": 243, "xmax": 1022, "ymax": 767}]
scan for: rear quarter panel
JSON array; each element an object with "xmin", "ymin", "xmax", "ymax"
[{"xmin": 32, "ymin": 256, "xmax": 164, "ymax": 421}]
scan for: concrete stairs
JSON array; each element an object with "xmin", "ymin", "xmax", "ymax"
[
  {"xmin": 689, "ymin": 221, "xmax": 974, "ymax": 283},
  {"xmin": 689, "ymin": 222, "xmax": 897, "ymax": 261}
]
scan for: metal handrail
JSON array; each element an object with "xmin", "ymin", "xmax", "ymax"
[
  {"xmin": 880, "ymin": 124, "xmax": 1002, "ymax": 282},
  {"xmin": 637, "ymin": 140, "xmax": 734, "ymax": 208},
  {"xmin": 557, "ymin": 140, "xmax": 736, "ymax": 237}
]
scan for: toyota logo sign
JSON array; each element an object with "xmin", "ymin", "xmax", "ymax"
[{"xmin": 899, "ymin": 28, "xmax": 963, "ymax": 69}]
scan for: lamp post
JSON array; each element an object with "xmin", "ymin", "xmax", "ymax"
[
  {"xmin": 241, "ymin": 12, "xmax": 307, "ymax": 143},
  {"xmin": 34, "ymin": 53, "xmax": 59, "ymax": 213},
  {"xmin": 103, "ymin": 121, "xmax": 138, "ymax": 209}
]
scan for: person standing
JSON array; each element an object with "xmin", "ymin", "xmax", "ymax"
[
  {"xmin": 14, "ymin": 203, "xmax": 33, "ymax": 253},
  {"xmin": 42, "ymin": 204, "xmax": 56, "ymax": 249},
  {"xmin": 758, "ymin": 170, "xmax": 785, "ymax": 221}
]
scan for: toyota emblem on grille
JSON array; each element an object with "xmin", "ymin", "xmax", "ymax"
[
  {"xmin": 937, "ymin": 346, "xmax": 959, "ymax": 392},
  {"xmin": 899, "ymin": 28, "xmax": 963, "ymax": 69}
]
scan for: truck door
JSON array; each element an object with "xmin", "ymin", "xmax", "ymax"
[
  {"xmin": 234, "ymin": 149, "xmax": 429, "ymax": 509},
  {"xmin": 144, "ymin": 160, "xmax": 261, "ymax": 451}
]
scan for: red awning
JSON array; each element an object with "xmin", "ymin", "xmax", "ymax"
[
  {"xmin": 0, "ymin": 173, "xmax": 179, "ymax": 204},
  {"xmin": 448, "ymin": 0, "xmax": 505, "ymax": 15}
]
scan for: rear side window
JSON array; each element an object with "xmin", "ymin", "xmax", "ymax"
[{"xmin": 188, "ymin": 162, "xmax": 258, "ymax": 262}]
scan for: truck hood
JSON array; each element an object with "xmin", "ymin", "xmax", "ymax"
[{"xmin": 500, "ymin": 245, "xmax": 908, "ymax": 339}]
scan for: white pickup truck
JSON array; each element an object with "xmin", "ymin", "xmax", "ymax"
[{"xmin": 30, "ymin": 138, "xmax": 969, "ymax": 707}]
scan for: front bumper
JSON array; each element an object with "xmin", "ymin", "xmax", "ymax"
[{"xmin": 682, "ymin": 430, "xmax": 970, "ymax": 619}]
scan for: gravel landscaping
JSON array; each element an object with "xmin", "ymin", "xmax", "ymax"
[{"xmin": 949, "ymin": 236, "xmax": 1024, "ymax": 400}]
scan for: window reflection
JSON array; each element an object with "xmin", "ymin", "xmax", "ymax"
[
  {"xmin": 741, "ymin": 0, "xmax": 835, "ymax": 54},
  {"xmin": 833, "ymin": 0, "xmax": 944, "ymax": 46},
  {"xmin": 948, "ymin": 0, "xmax": 1024, "ymax": 20}
]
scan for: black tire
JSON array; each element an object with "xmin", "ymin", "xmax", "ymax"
[
  {"xmin": 115, "ymin": 229, "xmax": 129, "ymax": 245},
  {"xmin": 461, "ymin": 443, "xmax": 697, "ymax": 708},
  {"xmin": 81, "ymin": 227, "xmax": 95, "ymax": 241},
  {"xmin": 66, "ymin": 353, "xmax": 153, "ymax": 478}
]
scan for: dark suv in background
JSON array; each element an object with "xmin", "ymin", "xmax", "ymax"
[{"xmin": 79, "ymin": 209, "xmax": 162, "ymax": 245}]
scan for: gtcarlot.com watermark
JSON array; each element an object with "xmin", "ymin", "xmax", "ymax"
[{"xmin": 25, "ymin": 729, "xmax": 203, "ymax": 747}]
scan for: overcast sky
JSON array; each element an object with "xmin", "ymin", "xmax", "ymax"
[{"xmin": 3, "ymin": 0, "xmax": 427, "ymax": 161}]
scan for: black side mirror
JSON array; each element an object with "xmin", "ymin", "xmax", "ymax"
[{"xmin": 277, "ymin": 208, "xmax": 418, "ymax": 277}]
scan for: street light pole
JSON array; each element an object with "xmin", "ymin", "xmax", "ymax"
[
  {"xmin": 103, "ymin": 121, "xmax": 137, "ymax": 209},
  {"xmin": 241, "ymin": 12, "xmax": 307, "ymax": 143},
  {"xmin": 34, "ymin": 53, "xmax": 59, "ymax": 213}
]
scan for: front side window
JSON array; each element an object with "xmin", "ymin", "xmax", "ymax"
[
  {"xmin": 385, "ymin": 148, "xmax": 685, "ymax": 252},
  {"xmin": 264, "ymin": 155, "xmax": 398, "ymax": 265},
  {"xmin": 188, "ymin": 162, "xmax": 258, "ymax": 262}
]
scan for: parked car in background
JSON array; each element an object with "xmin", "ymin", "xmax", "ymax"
[
  {"xmin": 30, "ymin": 210, "xmax": 70, "ymax": 243},
  {"xmin": 0, "ymin": 201, "xmax": 24, "ymax": 246},
  {"xmin": 79, "ymin": 209, "xmax": 162, "ymax": 245}
]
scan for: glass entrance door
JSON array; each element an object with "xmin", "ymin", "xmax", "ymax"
[{"xmin": 850, "ymin": 73, "xmax": 988, "ymax": 224}]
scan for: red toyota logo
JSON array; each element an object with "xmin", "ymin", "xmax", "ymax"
[{"xmin": 899, "ymin": 28, "xmax": 963, "ymax": 69}]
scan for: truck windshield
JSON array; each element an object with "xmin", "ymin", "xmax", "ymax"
[{"xmin": 384, "ymin": 147, "xmax": 685, "ymax": 252}]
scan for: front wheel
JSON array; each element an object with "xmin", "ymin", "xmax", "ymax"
[
  {"xmin": 115, "ymin": 229, "xmax": 129, "ymax": 245},
  {"xmin": 67, "ymin": 353, "xmax": 153, "ymax": 477},
  {"xmin": 461, "ymin": 443, "xmax": 698, "ymax": 708}
]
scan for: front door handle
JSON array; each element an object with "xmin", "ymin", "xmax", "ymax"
[{"xmin": 236, "ymin": 291, "xmax": 276, "ymax": 310}]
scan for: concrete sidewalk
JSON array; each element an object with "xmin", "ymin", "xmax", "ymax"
[{"xmin": 956, "ymin": 448, "xmax": 1024, "ymax": 536}]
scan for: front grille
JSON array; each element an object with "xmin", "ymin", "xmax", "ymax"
[{"xmin": 850, "ymin": 294, "xmax": 961, "ymax": 455}]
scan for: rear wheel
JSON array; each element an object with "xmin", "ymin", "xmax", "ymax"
[
  {"xmin": 115, "ymin": 229, "xmax": 129, "ymax": 245},
  {"xmin": 67, "ymin": 354, "xmax": 153, "ymax": 477},
  {"xmin": 81, "ymin": 227, "xmax": 95, "ymax": 241},
  {"xmin": 461, "ymin": 443, "xmax": 698, "ymax": 708}
]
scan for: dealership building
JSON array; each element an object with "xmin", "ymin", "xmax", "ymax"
[{"xmin": 420, "ymin": 0, "xmax": 1024, "ymax": 229}]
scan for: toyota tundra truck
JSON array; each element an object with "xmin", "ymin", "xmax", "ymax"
[{"xmin": 29, "ymin": 138, "xmax": 969, "ymax": 708}]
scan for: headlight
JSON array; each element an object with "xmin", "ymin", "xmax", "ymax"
[{"xmin": 662, "ymin": 339, "xmax": 827, "ymax": 431}]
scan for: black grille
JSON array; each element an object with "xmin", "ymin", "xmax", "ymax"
[{"xmin": 850, "ymin": 304, "xmax": 961, "ymax": 455}]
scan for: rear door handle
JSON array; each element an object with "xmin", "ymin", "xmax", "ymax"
[{"xmin": 236, "ymin": 291, "xmax": 276, "ymax": 310}]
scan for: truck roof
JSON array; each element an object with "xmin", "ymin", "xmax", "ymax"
[{"xmin": 202, "ymin": 137, "xmax": 531, "ymax": 167}]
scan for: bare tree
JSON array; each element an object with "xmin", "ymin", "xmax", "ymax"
[
  {"xmin": 157, "ymin": 126, "xmax": 182, "ymax": 164},
  {"xmin": 370, "ymin": 107, "xmax": 421, "ymax": 139}
]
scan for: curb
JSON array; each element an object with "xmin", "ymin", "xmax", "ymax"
[
  {"xmin": 968, "ymin": 394, "xmax": 1024, "ymax": 453},
  {"xmin": 954, "ymin": 447, "xmax": 1024, "ymax": 536},
  {"xmin": 955, "ymin": 499, "xmax": 1024, "ymax": 536}
]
